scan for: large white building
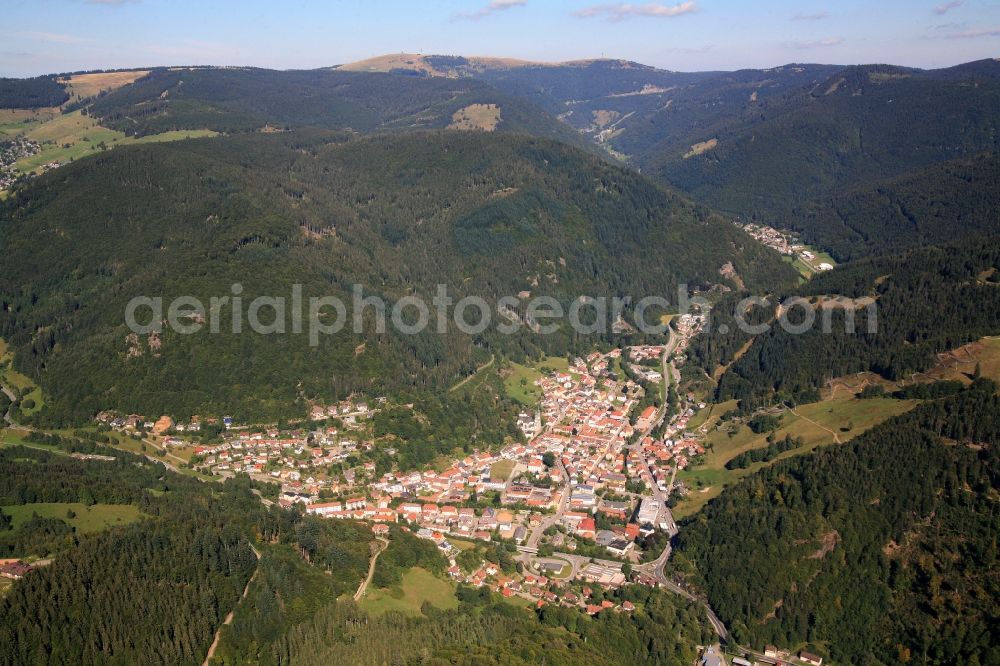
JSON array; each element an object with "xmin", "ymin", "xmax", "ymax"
[{"xmin": 637, "ymin": 497, "xmax": 660, "ymax": 525}]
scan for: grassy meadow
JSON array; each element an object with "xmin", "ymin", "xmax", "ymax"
[
  {"xmin": 3, "ymin": 503, "xmax": 144, "ymax": 534},
  {"xmin": 361, "ymin": 567, "xmax": 459, "ymax": 617},
  {"xmin": 503, "ymin": 356, "xmax": 571, "ymax": 406}
]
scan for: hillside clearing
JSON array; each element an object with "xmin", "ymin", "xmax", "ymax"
[
  {"xmin": 0, "ymin": 339, "xmax": 45, "ymax": 416},
  {"xmin": 674, "ymin": 395, "xmax": 916, "ymax": 518},
  {"xmin": 3, "ymin": 503, "xmax": 144, "ymax": 534},
  {"xmin": 449, "ymin": 103, "xmax": 501, "ymax": 131},
  {"xmin": 825, "ymin": 335, "xmax": 1000, "ymax": 399},
  {"xmin": 0, "ymin": 109, "xmax": 56, "ymax": 138},
  {"xmin": 503, "ymin": 356, "xmax": 571, "ymax": 406},
  {"xmin": 60, "ymin": 70, "xmax": 150, "ymax": 101},
  {"xmin": 683, "ymin": 138, "xmax": 717, "ymax": 159},
  {"xmin": 13, "ymin": 110, "xmax": 217, "ymax": 175},
  {"xmin": 360, "ymin": 567, "xmax": 458, "ymax": 617}
]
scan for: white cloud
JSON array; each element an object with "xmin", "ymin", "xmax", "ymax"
[
  {"xmin": 784, "ymin": 36, "xmax": 844, "ymax": 49},
  {"xmin": 933, "ymin": 0, "xmax": 963, "ymax": 15},
  {"xmin": 18, "ymin": 31, "xmax": 94, "ymax": 44},
  {"xmin": 943, "ymin": 26, "xmax": 1000, "ymax": 38},
  {"xmin": 792, "ymin": 11, "xmax": 829, "ymax": 21},
  {"xmin": 453, "ymin": 0, "xmax": 527, "ymax": 21},
  {"xmin": 574, "ymin": 2, "xmax": 698, "ymax": 22}
]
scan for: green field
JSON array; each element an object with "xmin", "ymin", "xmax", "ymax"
[
  {"xmin": 784, "ymin": 244, "xmax": 837, "ymax": 280},
  {"xmin": 674, "ymin": 395, "xmax": 917, "ymax": 518},
  {"xmin": 489, "ymin": 459, "xmax": 516, "ymax": 482},
  {"xmin": 503, "ymin": 356, "xmax": 570, "ymax": 406},
  {"xmin": 105, "ymin": 434, "xmax": 214, "ymax": 481},
  {"xmin": 501, "ymin": 593, "xmax": 536, "ymax": 608},
  {"xmin": 0, "ymin": 338, "xmax": 45, "ymax": 416},
  {"xmin": 684, "ymin": 399, "xmax": 737, "ymax": 433},
  {"xmin": 784, "ymin": 255, "xmax": 812, "ymax": 281},
  {"xmin": 448, "ymin": 538, "xmax": 477, "ymax": 551},
  {"xmin": 9, "ymin": 110, "xmax": 217, "ymax": 176},
  {"xmin": 801, "ymin": 248, "xmax": 837, "ymax": 272},
  {"xmin": 0, "ymin": 109, "xmax": 55, "ymax": 139},
  {"xmin": 361, "ymin": 567, "xmax": 459, "ymax": 617},
  {"xmin": 3, "ymin": 503, "xmax": 144, "ymax": 534},
  {"xmin": 0, "ymin": 428, "xmax": 66, "ymax": 455}
]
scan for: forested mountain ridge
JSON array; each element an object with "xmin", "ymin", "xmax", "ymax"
[
  {"xmin": 8, "ymin": 58, "xmax": 1000, "ymax": 264},
  {"xmin": 673, "ymin": 380, "xmax": 1000, "ymax": 665},
  {"xmin": 0, "ymin": 76, "xmax": 70, "ymax": 109},
  {"xmin": 336, "ymin": 54, "xmax": 840, "ymax": 150},
  {"xmin": 0, "ymin": 129, "xmax": 795, "ymax": 425},
  {"xmin": 776, "ymin": 150, "xmax": 1000, "ymax": 262},
  {"xmin": 698, "ymin": 239, "xmax": 1000, "ymax": 410},
  {"xmin": 333, "ymin": 54, "xmax": 1000, "ymax": 262},
  {"xmin": 645, "ymin": 60, "xmax": 1000, "ymax": 219},
  {"xmin": 80, "ymin": 66, "xmax": 593, "ymax": 151}
]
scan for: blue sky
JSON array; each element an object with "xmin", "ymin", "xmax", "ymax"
[{"xmin": 3, "ymin": 0, "xmax": 999, "ymax": 77}]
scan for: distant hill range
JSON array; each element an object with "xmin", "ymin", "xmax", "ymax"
[
  {"xmin": 335, "ymin": 55, "xmax": 1000, "ymax": 257},
  {"xmin": 5, "ymin": 56, "xmax": 999, "ymax": 260},
  {"xmin": 82, "ymin": 66, "xmax": 592, "ymax": 150}
]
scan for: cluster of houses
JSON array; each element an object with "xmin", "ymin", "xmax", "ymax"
[
  {"xmin": 738, "ymin": 221, "xmax": 796, "ymax": 255},
  {"xmin": 279, "ymin": 347, "xmax": 695, "ymax": 567},
  {"xmin": 192, "ymin": 343, "xmax": 706, "ymax": 569},
  {"xmin": 0, "ymin": 137, "xmax": 40, "ymax": 191},
  {"xmin": 307, "ymin": 398, "xmax": 379, "ymax": 421},
  {"xmin": 447, "ymin": 558, "xmax": 634, "ymax": 613},
  {"xmin": 701, "ymin": 644, "xmax": 825, "ymax": 666},
  {"xmin": 92, "ymin": 326, "xmax": 719, "ymax": 593},
  {"xmin": 625, "ymin": 345, "xmax": 667, "ymax": 382},
  {"xmin": 632, "ymin": 425, "xmax": 704, "ymax": 482},
  {"xmin": 736, "ymin": 221, "xmax": 833, "ymax": 272},
  {"xmin": 98, "ymin": 398, "xmax": 384, "ymax": 483},
  {"xmin": 97, "ymin": 411, "xmax": 203, "ymax": 434},
  {"xmin": 757, "ymin": 646, "xmax": 825, "ymax": 666},
  {"xmin": 99, "ymin": 398, "xmax": 380, "ymax": 441},
  {"xmin": 673, "ymin": 312, "xmax": 706, "ymax": 340},
  {"xmin": 190, "ymin": 425, "xmax": 373, "ymax": 478},
  {"xmin": 530, "ymin": 350, "xmax": 646, "ymax": 483},
  {"xmin": 626, "ymin": 345, "xmax": 664, "ymax": 363}
]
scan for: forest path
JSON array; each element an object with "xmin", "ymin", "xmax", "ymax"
[
  {"xmin": 791, "ymin": 408, "xmax": 842, "ymax": 444},
  {"xmin": 202, "ymin": 544, "xmax": 262, "ymax": 666},
  {"xmin": 449, "ymin": 355, "xmax": 495, "ymax": 393},
  {"xmin": 354, "ymin": 537, "xmax": 390, "ymax": 602}
]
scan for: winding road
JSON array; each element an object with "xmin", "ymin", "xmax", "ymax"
[{"xmin": 627, "ymin": 327, "xmax": 730, "ymax": 640}]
